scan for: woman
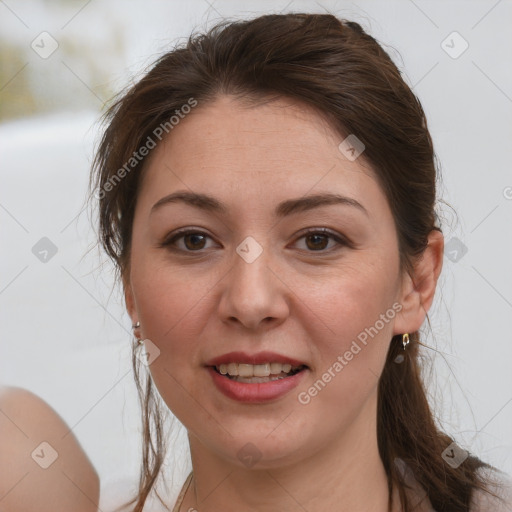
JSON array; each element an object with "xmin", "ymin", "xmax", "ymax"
[{"xmin": 90, "ymin": 13, "xmax": 512, "ymax": 512}]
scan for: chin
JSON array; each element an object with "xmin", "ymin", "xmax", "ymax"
[{"xmin": 206, "ymin": 422, "xmax": 317, "ymax": 470}]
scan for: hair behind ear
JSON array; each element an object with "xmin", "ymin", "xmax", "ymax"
[{"xmin": 378, "ymin": 333, "xmax": 493, "ymax": 511}]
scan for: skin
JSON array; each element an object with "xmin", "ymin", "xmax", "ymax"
[
  {"xmin": 124, "ymin": 94, "xmax": 444, "ymax": 512},
  {"xmin": 0, "ymin": 386, "xmax": 100, "ymax": 512}
]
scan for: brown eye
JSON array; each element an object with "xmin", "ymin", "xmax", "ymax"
[
  {"xmin": 182, "ymin": 233, "xmax": 208, "ymax": 250},
  {"xmin": 162, "ymin": 230, "xmax": 216, "ymax": 252},
  {"xmin": 294, "ymin": 228, "xmax": 348, "ymax": 253},
  {"xmin": 161, "ymin": 228, "xmax": 349, "ymax": 254},
  {"xmin": 304, "ymin": 233, "xmax": 330, "ymax": 251}
]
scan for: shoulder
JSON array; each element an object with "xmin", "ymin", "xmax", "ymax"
[
  {"xmin": 0, "ymin": 385, "xmax": 100, "ymax": 512},
  {"xmin": 471, "ymin": 465, "xmax": 512, "ymax": 512}
]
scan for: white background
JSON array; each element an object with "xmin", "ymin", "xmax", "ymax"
[{"xmin": 1, "ymin": 0, "xmax": 511, "ymax": 510}]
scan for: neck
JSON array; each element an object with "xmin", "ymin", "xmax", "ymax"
[{"xmin": 180, "ymin": 393, "xmax": 401, "ymax": 512}]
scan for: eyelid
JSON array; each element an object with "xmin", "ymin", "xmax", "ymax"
[
  {"xmin": 160, "ymin": 227, "xmax": 352, "ymax": 252},
  {"xmin": 160, "ymin": 227, "xmax": 218, "ymax": 248},
  {"xmin": 295, "ymin": 227, "xmax": 352, "ymax": 246}
]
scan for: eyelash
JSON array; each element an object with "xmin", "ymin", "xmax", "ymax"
[{"xmin": 160, "ymin": 227, "xmax": 351, "ymax": 254}]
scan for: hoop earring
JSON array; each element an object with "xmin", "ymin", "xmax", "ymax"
[
  {"xmin": 132, "ymin": 321, "xmax": 143, "ymax": 346},
  {"xmin": 402, "ymin": 333, "xmax": 410, "ymax": 350}
]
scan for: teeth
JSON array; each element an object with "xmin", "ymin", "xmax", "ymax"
[
  {"xmin": 238, "ymin": 364, "xmax": 254, "ymax": 377},
  {"xmin": 216, "ymin": 362, "xmax": 301, "ymax": 378},
  {"xmin": 254, "ymin": 363, "xmax": 271, "ymax": 377},
  {"xmin": 229, "ymin": 375, "xmax": 289, "ymax": 383},
  {"xmin": 227, "ymin": 363, "xmax": 238, "ymax": 376},
  {"xmin": 270, "ymin": 362, "xmax": 282, "ymax": 374}
]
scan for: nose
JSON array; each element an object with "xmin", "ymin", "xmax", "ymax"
[{"xmin": 217, "ymin": 241, "xmax": 290, "ymax": 331}]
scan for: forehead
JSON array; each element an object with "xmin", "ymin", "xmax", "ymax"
[{"xmin": 138, "ymin": 95, "xmax": 386, "ymax": 218}]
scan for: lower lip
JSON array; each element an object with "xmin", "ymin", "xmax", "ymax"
[{"xmin": 207, "ymin": 366, "xmax": 307, "ymax": 403}]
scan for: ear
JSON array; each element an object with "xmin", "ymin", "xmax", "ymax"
[{"xmin": 393, "ymin": 229, "xmax": 444, "ymax": 335}]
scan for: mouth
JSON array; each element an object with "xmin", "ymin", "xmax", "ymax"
[
  {"xmin": 205, "ymin": 351, "xmax": 310, "ymax": 404},
  {"xmin": 204, "ymin": 352, "xmax": 309, "ymax": 403},
  {"xmin": 211, "ymin": 362, "xmax": 308, "ymax": 383}
]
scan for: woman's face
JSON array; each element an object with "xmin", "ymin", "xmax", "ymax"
[{"xmin": 125, "ymin": 95, "xmax": 417, "ymax": 468}]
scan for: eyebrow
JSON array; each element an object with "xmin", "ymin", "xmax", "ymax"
[{"xmin": 150, "ymin": 190, "xmax": 369, "ymax": 218}]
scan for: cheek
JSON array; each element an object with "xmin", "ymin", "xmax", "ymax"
[
  {"xmin": 306, "ymin": 259, "xmax": 399, "ymax": 349},
  {"xmin": 133, "ymin": 255, "xmax": 211, "ymax": 341},
  {"xmin": 296, "ymin": 261, "xmax": 398, "ymax": 405},
  {"xmin": 132, "ymin": 269, "xmax": 210, "ymax": 425},
  {"xmin": 130, "ymin": 259, "xmax": 217, "ymax": 405}
]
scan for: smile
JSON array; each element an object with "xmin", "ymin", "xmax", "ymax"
[{"xmin": 214, "ymin": 362, "xmax": 306, "ymax": 382}]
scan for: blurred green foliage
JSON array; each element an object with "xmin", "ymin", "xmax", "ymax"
[{"xmin": 0, "ymin": 7, "xmax": 124, "ymax": 122}]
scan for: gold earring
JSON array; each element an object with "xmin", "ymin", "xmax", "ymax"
[
  {"xmin": 402, "ymin": 333, "xmax": 410, "ymax": 350},
  {"xmin": 132, "ymin": 321, "xmax": 143, "ymax": 346}
]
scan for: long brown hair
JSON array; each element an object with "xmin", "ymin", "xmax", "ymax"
[{"xmin": 90, "ymin": 13, "xmax": 502, "ymax": 512}]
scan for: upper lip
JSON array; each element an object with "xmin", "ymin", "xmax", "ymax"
[{"xmin": 205, "ymin": 351, "xmax": 308, "ymax": 367}]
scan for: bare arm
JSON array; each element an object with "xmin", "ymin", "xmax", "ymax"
[{"xmin": 0, "ymin": 386, "xmax": 100, "ymax": 512}]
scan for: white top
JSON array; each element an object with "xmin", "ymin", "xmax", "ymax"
[
  {"xmin": 470, "ymin": 466, "xmax": 512, "ymax": 512},
  {"xmin": 100, "ymin": 464, "xmax": 512, "ymax": 511}
]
